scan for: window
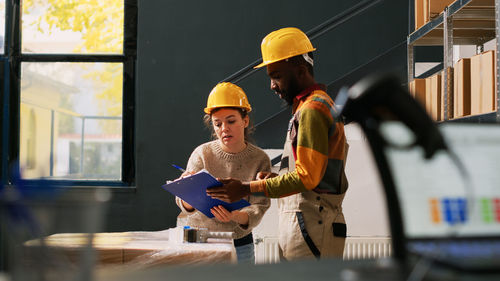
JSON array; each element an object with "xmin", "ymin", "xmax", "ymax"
[
  {"xmin": 2, "ymin": 0, "xmax": 136, "ymax": 185},
  {"xmin": 0, "ymin": 1, "xmax": 5, "ymax": 53}
]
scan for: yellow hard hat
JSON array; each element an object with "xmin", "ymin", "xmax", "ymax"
[
  {"xmin": 254, "ymin": 27, "xmax": 316, "ymax": 69},
  {"xmin": 204, "ymin": 82, "xmax": 252, "ymax": 114}
]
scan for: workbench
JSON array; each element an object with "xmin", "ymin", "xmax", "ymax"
[{"xmin": 24, "ymin": 229, "xmax": 236, "ymax": 270}]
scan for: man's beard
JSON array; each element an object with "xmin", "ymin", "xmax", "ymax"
[{"xmin": 279, "ymin": 78, "xmax": 302, "ymax": 106}]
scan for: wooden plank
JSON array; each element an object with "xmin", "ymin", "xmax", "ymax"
[
  {"xmin": 452, "ymin": 19, "xmax": 495, "ymax": 29},
  {"xmin": 453, "ymin": 8, "xmax": 495, "ymax": 19},
  {"xmin": 467, "ymin": 0, "xmax": 495, "ymax": 8},
  {"xmin": 452, "ymin": 29, "xmax": 496, "ymax": 37}
]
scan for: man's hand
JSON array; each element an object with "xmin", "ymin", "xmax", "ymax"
[
  {"xmin": 206, "ymin": 178, "xmax": 250, "ymax": 203},
  {"xmin": 256, "ymin": 171, "xmax": 278, "ymax": 180}
]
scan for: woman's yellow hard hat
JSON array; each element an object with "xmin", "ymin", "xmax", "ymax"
[
  {"xmin": 204, "ymin": 82, "xmax": 252, "ymax": 114},
  {"xmin": 254, "ymin": 27, "xmax": 316, "ymax": 69}
]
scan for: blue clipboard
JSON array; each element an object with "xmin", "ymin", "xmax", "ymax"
[{"xmin": 162, "ymin": 170, "xmax": 250, "ymax": 218}]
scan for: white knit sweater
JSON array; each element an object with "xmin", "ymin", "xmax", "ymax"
[{"xmin": 175, "ymin": 140, "xmax": 271, "ymax": 239}]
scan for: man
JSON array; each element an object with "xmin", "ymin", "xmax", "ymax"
[{"xmin": 207, "ymin": 27, "xmax": 349, "ymax": 261}]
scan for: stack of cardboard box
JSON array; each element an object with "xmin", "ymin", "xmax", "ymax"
[
  {"xmin": 453, "ymin": 50, "xmax": 497, "ymax": 118},
  {"xmin": 409, "ymin": 73, "xmax": 443, "ymax": 121},
  {"xmin": 426, "ymin": 72, "xmax": 442, "ymax": 121},
  {"xmin": 409, "ymin": 78, "xmax": 426, "ymax": 108},
  {"xmin": 412, "ymin": 0, "xmax": 497, "ymax": 120},
  {"xmin": 414, "ymin": 0, "xmax": 455, "ymax": 30},
  {"xmin": 409, "ymin": 50, "xmax": 497, "ymax": 122},
  {"xmin": 470, "ymin": 50, "xmax": 497, "ymax": 115},
  {"xmin": 453, "ymin": 58, "xmax": 471, "ymax": 118},
  {"xmin": 409, "ymin": 74, "xmax": 445, "ymax": 122}
]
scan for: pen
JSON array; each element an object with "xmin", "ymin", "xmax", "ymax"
[{"xmin": 172, "ymin": 164, "xmax": 186, "ymax": 173}]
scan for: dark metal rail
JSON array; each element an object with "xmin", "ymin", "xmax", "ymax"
[{"xmin": 220, "ymin": 0, "xmax": 384, "ymax": 84}]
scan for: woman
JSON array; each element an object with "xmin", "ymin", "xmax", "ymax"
[{"xmin": 175, "ymin": 82, "xmax": 271, "ymax": 263}]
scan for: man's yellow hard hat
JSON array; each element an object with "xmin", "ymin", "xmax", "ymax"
[
  {"xmin": 204, "ymin": 82, "xmax": 252, "ymax": 114},
  {"xmin": 254, "ymin": 27, "xmax": 316, "ymax": 69}
]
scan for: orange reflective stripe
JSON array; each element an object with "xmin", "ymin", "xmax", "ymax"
[
  {"xmin": 295, "ymin": 146, "xmax": 328, "ymax": 190},
  {"xmin": 250, "ymin": 180, "xmax": 268, "ymax": 195},
  {"xmin": 328, "ymin": 123, "xmax": 346, "ymax": 159}
]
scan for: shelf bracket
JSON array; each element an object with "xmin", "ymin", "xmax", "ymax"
[
  {"xmin": 407, "ymin": 37, "xmax": 414, "ymax": 83},
  {"xmin": 443, "ymin": 7, "xmax": 454, "ymax": 121}
]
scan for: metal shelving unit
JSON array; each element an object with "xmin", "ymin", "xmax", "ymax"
[{"xmin": 407, "ymin": 0, "xmax": 499, "ymax": 122}]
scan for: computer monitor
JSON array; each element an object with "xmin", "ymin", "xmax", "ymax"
[
  {"xmin": 381, "ymin": 122, "xmax": 500, "ymax": 272},
  {"xmin": 335, "ymin": 74, "xmax": 500, "ymax": 271},
  {"xmin": 383, "ymin": 122, "xmax": 500, "ymax": 239}
]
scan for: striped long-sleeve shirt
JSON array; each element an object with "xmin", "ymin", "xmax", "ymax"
[{"xmin": 250, "ymin": 84, "xmax": 348, "ymax": 198}]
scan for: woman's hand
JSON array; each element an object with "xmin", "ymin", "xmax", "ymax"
[
  {"xmin": 210, "ymin": 205, "xmax": 249, "ymax": 226},
  {"xmin": 166, "ymin": 171, "xmax": 194, "ymax": 183},
  {"xmin": 178, "ymin": 171, "xmax": 195, "ymax": 179},
  {"xmin": 181, "ymin": 200, "xmax": 194, "ymax": 212},
  {"xmin": 169, "ymin": 171, "xmax": 196, "ymax": 212}
]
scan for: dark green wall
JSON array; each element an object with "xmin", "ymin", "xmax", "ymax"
[{"xmin": 104, "ymin": 0, "xmax": 409, "ymax": 231}]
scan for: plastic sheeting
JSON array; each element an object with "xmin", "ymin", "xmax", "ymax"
[{"xmin": 24, "ymin": 227, "xmax": 236, "ymax": 271}]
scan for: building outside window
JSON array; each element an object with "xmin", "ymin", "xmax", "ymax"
[{"xmin": 1, "ymin": 0, "xmax": 136, "ymax": 185}]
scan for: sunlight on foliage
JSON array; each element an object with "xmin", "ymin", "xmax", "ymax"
[
  {"xmin": 23, "ymin": 0, "xmax": 124, "ymax": 121},
  {"xmin": 23, "ymin": 0, "xmax": 123, "ymax": 53}
]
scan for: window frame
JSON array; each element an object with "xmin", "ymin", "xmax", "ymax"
[{"xmin": 1, "ymin": 0, "xmax": 137, "ymax": 187}]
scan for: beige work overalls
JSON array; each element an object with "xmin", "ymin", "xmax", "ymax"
[{"xmin": 278, "ymin": 117, "xmax": 348, "ymax": 261}]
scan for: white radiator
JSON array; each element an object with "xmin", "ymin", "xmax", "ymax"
[
  {"xmin": 254, "ymin": 237, "xmax": 280, "ymax": 264},
  {"xmin": 343, "ymin": 237, "xmax": 392, "ymax": 260},
  {"xmin": 254, "ymin": 236, "xmax": 392, "ymax": 263}
]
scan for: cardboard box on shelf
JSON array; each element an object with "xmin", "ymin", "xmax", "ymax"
[
  {"xmin": 416, "ymin": 0, "xmax": 454, "ymax": 29},
  {"xmin": 453, "ymin": 58, "xmax": 471, "ymax": 118},
  {"xmin": 470, "ymin": 50, "xmax": 497, "ymax": 115},
  {"xmin": 425, "ymin": 76, "xmax": 433, "ymax": 117},
  {"xmin": 415, "ymin": 0, "xmax": 426, "ymax": 30},
  {"xmin": 409, "ymin": 78, "xmax": 426, "ymax": 108},
  {"xmin": 433, "ymin": 72, "xmax": 442, "ymax": 121},
  {"xmin": 441, "ymin": 72, "xmax": 445, "ymax": 121},
  {"xmin": 426, "ymin": 73, "xmax": 442, "ymax": 121},
  {"xmin": 429, "ymin": 0, "xmax": 454, "ymax": 18}
]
